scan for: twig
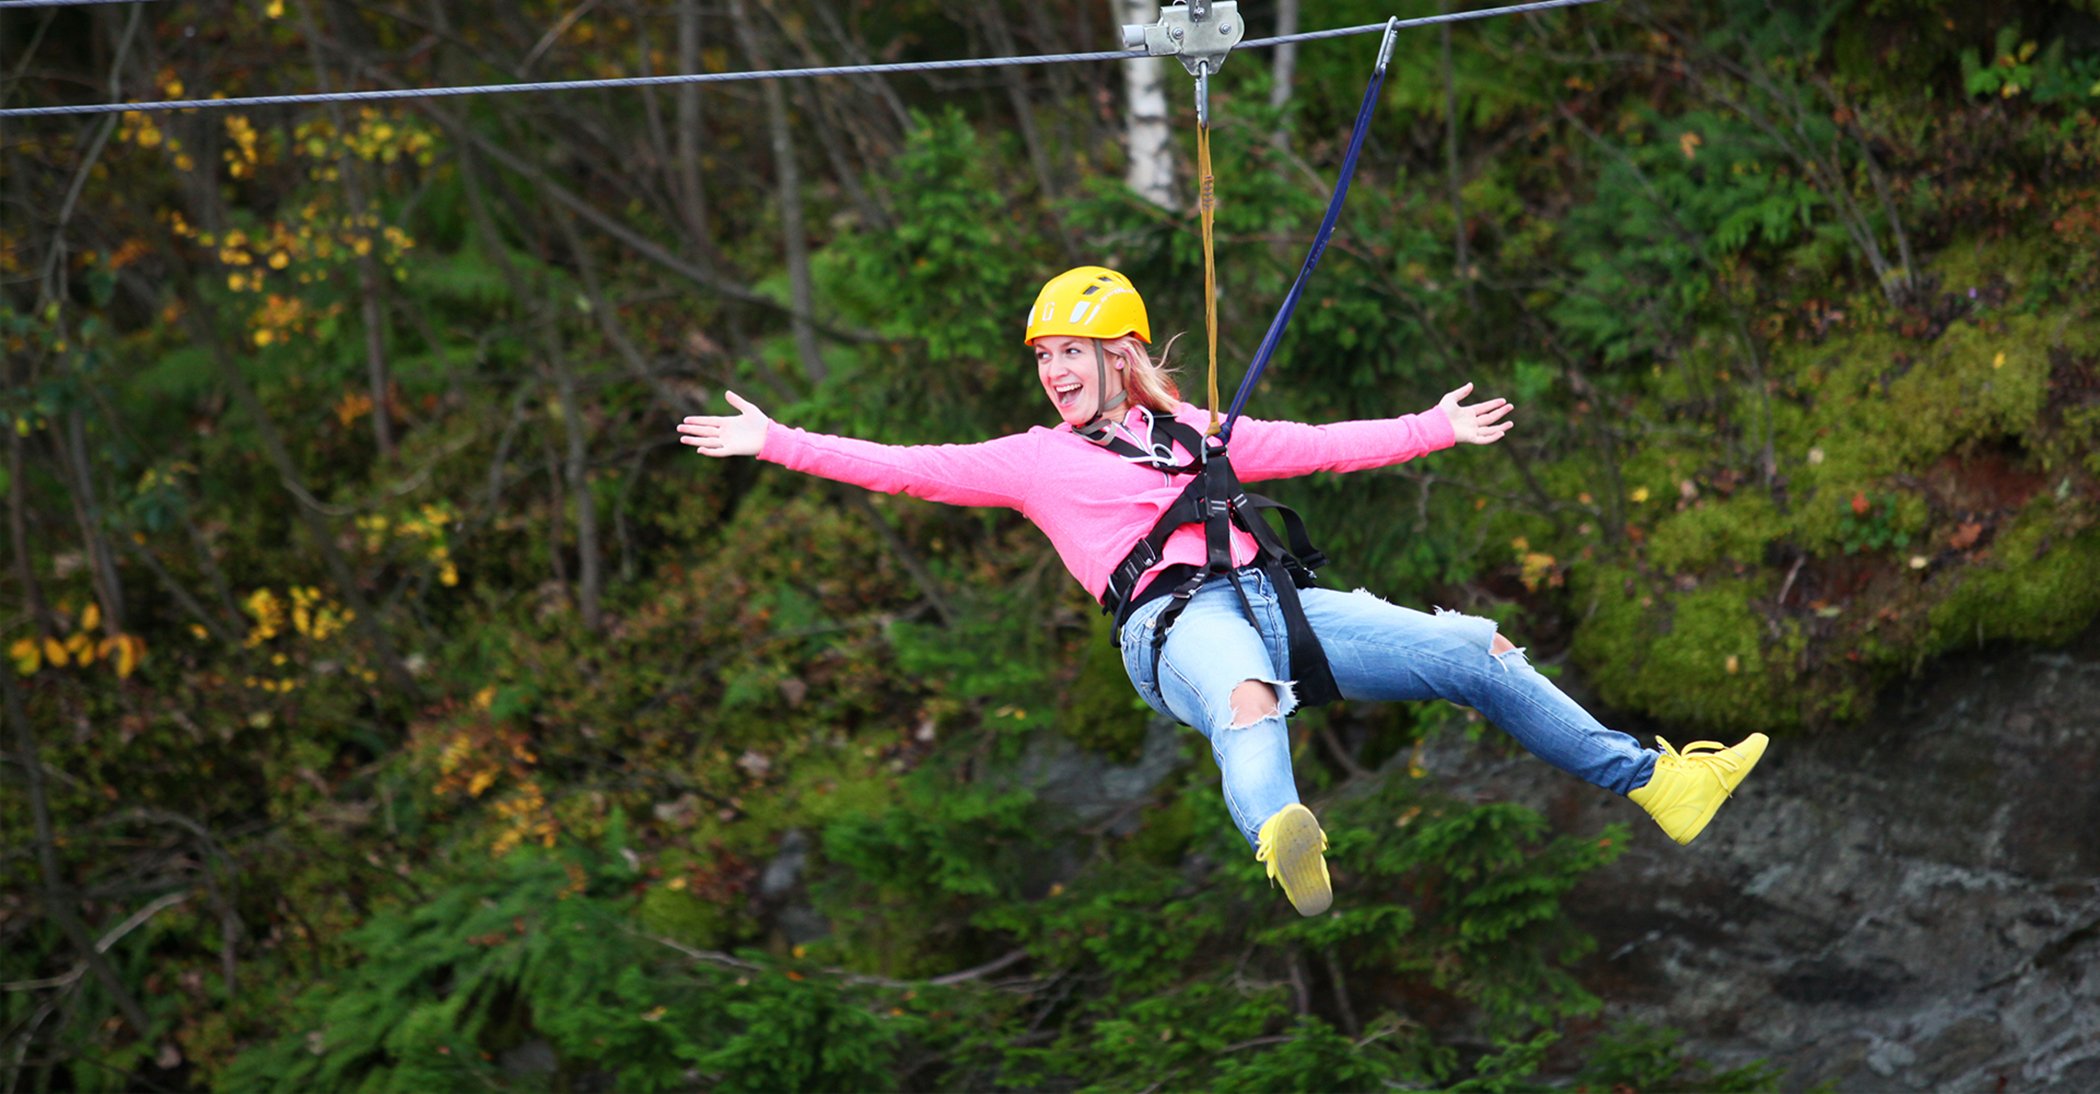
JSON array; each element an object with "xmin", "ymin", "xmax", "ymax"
[
  {"xmin": 634, "ymin": 931, "xmax": 1036, "ymax": 992},
  {"xmin": 1, "ymin": 891, "xmax": 188, "ymax": 993}
]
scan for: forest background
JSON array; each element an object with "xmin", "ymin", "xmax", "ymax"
[{"xmin": 4, "ymin": 0, "xmax": 2099, "ymax": 1089}]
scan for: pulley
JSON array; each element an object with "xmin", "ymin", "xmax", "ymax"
[{"xmin": 1120, "ymin": 0, "xmax": 1245, "ymax": 125}]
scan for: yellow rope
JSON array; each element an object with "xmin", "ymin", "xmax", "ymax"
[{"xmin": 1198, "ymin": 119, "xmax": 1220, "ymax": 436}]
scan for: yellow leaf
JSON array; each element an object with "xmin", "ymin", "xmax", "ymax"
[
  {"xmin": 1678, "ymin": 131, "xmax": 1703, "ymax": 159},
  {"xmin": 467, "ymin": 769, "xmax": 497, "ymax": 798},
  {"xmin": 81, "ymin": 602, "xmax": 102, "ymax": 631},
  {"xmin": 1630, "ymin": 486, "xmax": 1651, "ymax": 503},
  {"xmin": 1992, "ymin": 351, "xmax": 2006, "ymax": 369},
  {"xmin": 9, "ymin": 638, "xmax": 39, "ymax": 675},
  {"xmin": 116, "ymin": 635, "xmax": 143, "ymax": 678},
  {"xmin": 43, "ymin": 636, "xmax": 69, "ymax": 667}
]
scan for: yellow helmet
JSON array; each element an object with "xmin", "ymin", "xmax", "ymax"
[{"xmin": 1024, "ymin": 266, "xmax": 1151, "ymax": 345}]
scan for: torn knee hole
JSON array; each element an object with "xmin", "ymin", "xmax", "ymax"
[
  {"xmin": 1228, "ymin": 680, "xmax": 1282, "ymax": 730},
  {"xmin": 1489, "ymin": 633, "xmax": 1517, "ymax": 656}
]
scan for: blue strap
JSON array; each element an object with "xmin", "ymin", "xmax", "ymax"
[{"xmin": 1220, "ymin": 59, "xmax": 1392, "ymax": 441}]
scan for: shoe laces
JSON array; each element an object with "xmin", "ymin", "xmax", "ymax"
[
  {"xmin": 1656, "ymin": 737, "xmax": 1744, "ymax": 793},
  {"xmin": 1253, "ymin": 824, "xmax": 1328, "ymax": 884}
]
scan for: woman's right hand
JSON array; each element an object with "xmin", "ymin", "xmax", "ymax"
[{"xmin": 677, "ymin": 391, "xmax": 771, "ymax": 458}]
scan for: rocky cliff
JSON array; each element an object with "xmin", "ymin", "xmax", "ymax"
[{"xmin": 1427, "ymin": 626, "xmax": 2100, "ymax": 1089}]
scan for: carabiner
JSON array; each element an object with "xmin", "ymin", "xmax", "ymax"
[{"xmin": 1375, "ymin": 16, "xmax": 1400, "ymax": 74}]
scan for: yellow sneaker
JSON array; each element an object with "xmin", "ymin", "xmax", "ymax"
[
  {"xmin": 1627, "ymin": 734, "xmax": 1769, "ymax": 846},
  {"xmin": 1254, "ymin": 803, "xmax": 1332, "ymax": 916}
]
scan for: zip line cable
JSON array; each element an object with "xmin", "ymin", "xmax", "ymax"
[{"xmin": 1, "ymin": 0, "xmax": 1605, "ymax": 118}]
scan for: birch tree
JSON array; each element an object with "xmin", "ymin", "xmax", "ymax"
[{"xmin": 1121, "ymin": 0, "xmax": 1177, "ymax": 210}]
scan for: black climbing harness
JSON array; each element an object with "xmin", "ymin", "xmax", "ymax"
[
  {"xmin": 1091, "ymin": 15, "xmax": 1399, "ymax": 711},
  {"xmin": 1096, "ymin": 412, "xmax": 1342, "ymax": 707}
]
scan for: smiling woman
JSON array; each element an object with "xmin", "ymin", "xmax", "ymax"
[
  {"xmin": 676, "ymin": 265, "xmax": 1768, "ymax": 918},
  {"xmin": 1025, "ymin": 266, "xmax": 1178, "ymax": 436}
]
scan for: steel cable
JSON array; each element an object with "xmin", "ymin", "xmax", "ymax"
[{"xmin": 1, "ymin": 0, "xmax": 1606, "ymax": 119}]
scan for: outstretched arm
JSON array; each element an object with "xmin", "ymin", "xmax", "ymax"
[
  {"xmin": 677, "ymin": 390, "xmax": 770, "ymax": 457},
  {"xmin": 1437, "ymin": 383, "xmax": 1513, "ymax": 446},
  {"xmin": 1219, "ymin": 382, "xmax": 1510, "ymax": 481},
  {"xmin": 676, "ymin": 392, "xmax": 1039, "ymax": 510}
]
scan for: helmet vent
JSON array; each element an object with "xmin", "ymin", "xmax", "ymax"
[{"xmin": 1081, "ymin": 284, "xmax": 1101, "ymax": 295}]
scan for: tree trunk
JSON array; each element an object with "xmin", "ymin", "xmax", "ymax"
[
  {"xmin": 1441, "ymin": 12, "xmax": 1474, "ymax": 308},
  {"xmin": 730, "ymin": 0, "xmax": 825, "ymax": 386},
  {"xmin": 549, "ymin": 345, "xmax": 602, "ymax": 634},
  {"xmin": 61, "ymin": 409, "xmax": 126, "ymax": 636},
  {"xmin": 675, "ymin": 0, "xmax": 716, "ymax": 259},
  {"xmin": 2, "ymin": 667, "xmax": 154, "ymax": 1037},
  {"xmin": 1121, "ymin": 0, "xmax": 1178, "ymax": 211},
  {"xmin": 1268, "ymin": 0, "xmax": 1299, "ymax": 149},
  {"xmin": 7, "ymin": 394, "xmax": 54, "ymax": 634}
]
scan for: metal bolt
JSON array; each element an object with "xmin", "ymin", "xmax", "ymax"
[
  {"xmin": 1171, "ymin": 27, "xmax": 1184, "ymax": 40},
  {"xmin": 1220, "ymin": 22, "xmax": 1232, "ymax": 33}
]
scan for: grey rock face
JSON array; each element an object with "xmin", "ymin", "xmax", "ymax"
[{"xmin": 1420, "ymin": 629, "xmax": 2100, "ymax": 1090}]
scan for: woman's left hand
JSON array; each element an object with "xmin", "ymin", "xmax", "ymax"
[{"xmin": 1437, "ymin": 383, "xmax": 1513, "ymax": 446}]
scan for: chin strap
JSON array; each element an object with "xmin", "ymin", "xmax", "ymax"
[{"xmin": 1075, "ymin": 337, "xmax": 1128, "ymax": 445}]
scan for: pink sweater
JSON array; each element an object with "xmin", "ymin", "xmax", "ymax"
[{"xmin": 758, "ymin": 402, "xmax": 1456, "ymax": 601}]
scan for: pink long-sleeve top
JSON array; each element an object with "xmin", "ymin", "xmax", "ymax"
[{"xmin": 758, "ymin": 401, "xmax": 1456, "ymax": 602}]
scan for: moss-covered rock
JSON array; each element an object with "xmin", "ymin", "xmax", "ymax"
[
  {"xmin": 1926, "ymin": 499, "xmax": 2100, "ymax": 655},
  {"xmin": 1647, "ymin": 491, "xmax": 1786, "ymax": 573},
  {"xmin": 1570, "ymin": 566, "xmax": 1808, "ymax": 734}
]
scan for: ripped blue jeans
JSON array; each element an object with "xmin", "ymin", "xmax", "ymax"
[{"xmin": 1120, "ymin": 567, "xmax": 1658, "ymax": 850}]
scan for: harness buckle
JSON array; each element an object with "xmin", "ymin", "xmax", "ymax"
[{"xmin": 1103, "ymin": 540, "xmax": 1163, "ymax": 612}]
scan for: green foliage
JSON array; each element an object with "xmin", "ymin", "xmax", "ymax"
[
  {"xmin": 219, "ymin": 842, "xmax": 911, "ymax": 1093},
  {"xmin": 1928, "ymin": 501, "xmax": 2100, "ymax": 651},
  {"xmin": 1574, "ymin": 567, "xmax": 1806, "ymax": 733},
  {"xmin": 812, "ymin": 108, "xmax": 1050, "ymax": 442},
  {"xmin": 697, "ymin": 973, "xmax": 910, "ymax": 1094},
  {"xmin": 1647, "ymin": 491, "xmax": 1785, "ymax": 573},
  {"xmin": 815, "ymin": 770, "xmax": 1044, "ymax": 976},
  {"xmin": 1574, "ymin": 1021, "xmax": 1787, "ymax": 1092},
  {"xmin": 1056, "ymin": 608, "xmax": 1152, "ymax": 761},
  {"xmin": 27, "ymin": 0, "xmax": 2100, "ymax": 1087},
  {"xmin": 1834, "ymin": 490, "xmax": 1917, "ymax": 555},
  {"xmin": 1960, "ymin": 26, "xmax": 2100, "ymax": 103}
]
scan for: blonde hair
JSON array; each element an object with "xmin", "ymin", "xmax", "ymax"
[{"xmin": 1102, "ymin": 333, "xmax": 1183, "ymax": 414}]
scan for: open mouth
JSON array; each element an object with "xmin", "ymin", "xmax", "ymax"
[{"xmin": 1052, "ymin": 380, "xmax": 1084, "ymax": 409}]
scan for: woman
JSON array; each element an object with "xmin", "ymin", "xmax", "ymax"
[{"xmin": 678, "ymin": 266, "xmax": 1766, "ymax": 917}]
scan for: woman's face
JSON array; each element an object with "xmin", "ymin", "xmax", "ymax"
[{"xmin": 1033, "ymin": 335, "xmax": 1127, "ymax": 427}]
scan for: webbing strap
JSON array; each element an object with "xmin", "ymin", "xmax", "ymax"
[{"xmin": 1220, "ymin": 51, "xmax": 1393, "ymax": 442}]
